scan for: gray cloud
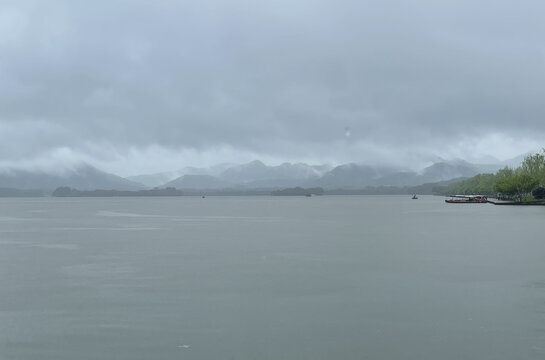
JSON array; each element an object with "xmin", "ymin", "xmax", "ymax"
[{"xmin": 1, "ymin": 0, "xmax": 544, "ymax": 174}]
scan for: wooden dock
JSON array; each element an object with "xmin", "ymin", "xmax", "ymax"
[{"xmin": 487, "ymin": 200, "xmax": 545, "ymax": 206}]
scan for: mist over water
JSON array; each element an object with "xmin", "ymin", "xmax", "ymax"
[{"xmin": 1, "ymin": 196, "xmax": 544, "ymax": 359}]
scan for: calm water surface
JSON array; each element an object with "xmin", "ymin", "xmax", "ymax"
[{"xmin": 1, "ymin": 195, "xmax": 544, "ymax": 359}]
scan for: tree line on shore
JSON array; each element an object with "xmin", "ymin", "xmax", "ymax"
[
  {"xmin": 52, "ymin": 187, "xmax": 184, "ymax": 197},
  {"xmin": 440, "ymin": 149, "xmax": 545, "ymax": 200},
  {"xmin": 271, "ymin": 187, "xmax": 325, "ymax": 196}
]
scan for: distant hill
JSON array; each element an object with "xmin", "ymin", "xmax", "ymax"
[
  {"xmin": 163, "ymin": 174, "xmax": 233, "ymax": 189},
  {"xmin": 127, "ymin": 163, "xmax": 234, "ymax": 187},
  {"xmin": 418, "ymin": 160, "xmax": 479, "ymax": 182},
  {"xmin": 153, "ymin": 159, "xmax": 511, "ymax": 190},
  {"xmin": 0, "ymin": 155, "xmax": 516, "ymax": 194},
  {"xmin": 500, "ymin": 153, "xmax": 529, "ymax": 168},
  {"xmin": 377, "ymin": 171, "xmax": 420, "ymax": 187},
  {"xmin": 161, "ymin": 161, "xmax": 332, "ymax": 189},
  {"xmin": 219, "ymin": 160, "xmax": 330, "ymax": 184},
  {"xmin": 0, "ymin": 164, "xmax": 145, "ymax": 191},
  {"xmin": 126, "ymin": 171, "xmax": 182, "ymax": 188},
  {"xmin": 312, "ymin": 160, "xmax": 481, "ymax": 188},
  {"xmin": 315, "ymin": 163, "xmax": 400, "ymax": 188}
]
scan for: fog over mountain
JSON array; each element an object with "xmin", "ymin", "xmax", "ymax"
[
  {"xmin": 157, "ymin": 158, "xmax": 516, "ymax": 190},
  {"xmin": 0, "ymin": 154, "xmax": 526, "ymax": 192},
  {"xmin": 1, "ymin": 0, "xmax": 544, "ymax": 176},
  {"xmin": 126, "ymin": 163, "xmax": 234, "ymax": 188},
  {"xmin": 0, "ymin": 164, "xmax": 143, "ymax": 191}
]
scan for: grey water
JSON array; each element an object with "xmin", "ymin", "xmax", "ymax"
[{"xmin": 1, "ymin": 195, "xmax": 544, "ymax": 360}]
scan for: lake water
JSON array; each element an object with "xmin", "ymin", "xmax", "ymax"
[{"xmin": 1, "ymin": 195, "xmax": 544, "ymax": 359}]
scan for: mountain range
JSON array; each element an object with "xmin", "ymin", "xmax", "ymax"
[
  {"xmin": 0, "ymin": 155, "xmax": 526, "ymax": 193},
  {"xmin": 0, "ymin": 164, "xmax": 144, "ymax": 191},
  {"xmin": 160, "ymin": 159, "xmax": 506, "ymax": 190}
]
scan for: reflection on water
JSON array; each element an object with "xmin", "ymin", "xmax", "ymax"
[{"xmin": 0, "ymin": 196, "xmax": 544, "ymax": 360}]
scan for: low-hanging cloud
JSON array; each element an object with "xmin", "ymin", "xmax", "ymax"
[{"xmin": 1, "ymin": 0, "xmax": 544, "ymax": 174}]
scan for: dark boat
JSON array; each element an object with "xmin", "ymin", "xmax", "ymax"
[
  {"xmin": 411, "ymin": 194, "xmax": 418, "ymax": 199},
  {"xmin": 445, "ymin": 195, "xmax": 488, "ymax": 203}
]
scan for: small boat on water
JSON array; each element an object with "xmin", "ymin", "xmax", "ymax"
[
  {"xmin": 412, "ymin": 194, "xmax": 418, "ymax": 199},
  {"xmin": 445, "ymin": 195, "xmax": 488, "ymax": 204}
]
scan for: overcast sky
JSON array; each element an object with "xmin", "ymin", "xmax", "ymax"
[{"xmin": 1, "ymin": 0, "xmax": 544, "ymax": 176}]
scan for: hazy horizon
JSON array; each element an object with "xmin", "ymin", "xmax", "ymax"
[{"xmin": 0, "ymin": 152, "xmax": 530, "ymax": 180}]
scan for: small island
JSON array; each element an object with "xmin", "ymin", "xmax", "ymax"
[
  {"xmin": 0, "ymin": 188, "xmax": 45, "ymax": 197},
  {"xmin": 271, "ymin": 187, "xmax": 324, "ymax": 196},
  {"xmin": 52, "ymin": 187, "xmax": 184, "ymax": 197}
]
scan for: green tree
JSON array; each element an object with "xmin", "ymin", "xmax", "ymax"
[
  {"xmin": 520, "ymin": 149, "xmax": 545, "ymax": 186},
  {"xmin": 494, "ymin": 174, "xmax": 539, "ymax": 200},
  {"xmin": 496, "ymin": 166, "xmax": 515, "ymax": 180},
  {"xmin": 494, "ymin": 176, "xmax": 516, "ymax": 196},
  {"xmin": 471, "ymin": 173, "xmax": 497, "ymax": 194},
  {"xmin": 442, "ymin": 173, "xmax": 499, "ymax": 196},
  {"xmin": 516, "ymin": 174, "xmax": 540, "ymax": 196}
]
